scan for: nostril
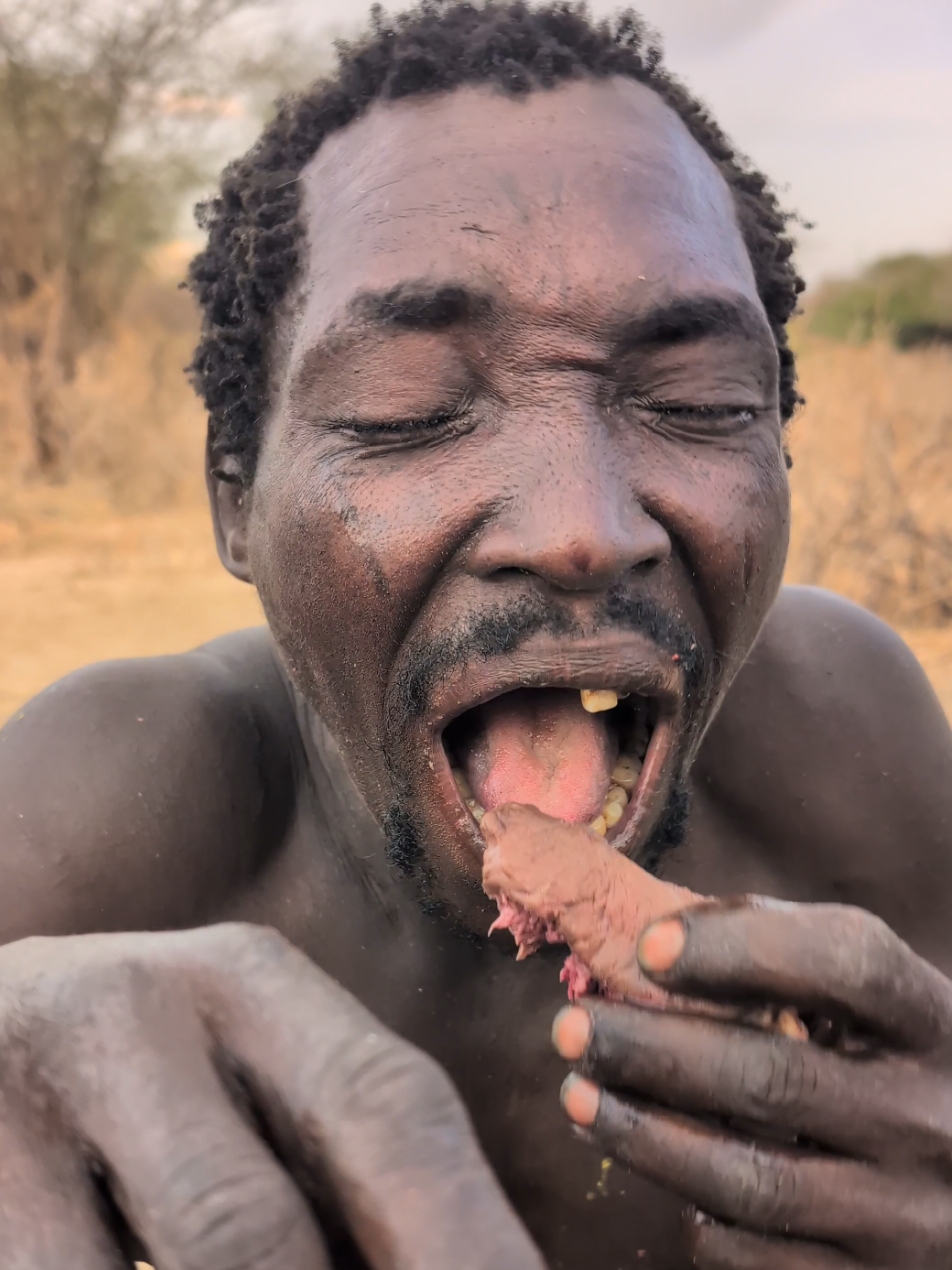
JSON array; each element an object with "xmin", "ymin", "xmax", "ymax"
[
  {"xmin": 634, "ymin": 552, "xmax": 665, "ymax": 575},
  {"xmin": 566, "ymin": 547, "xmax": 598, "ymax": 578},
  {"xmin": 488, "ymin": 565, "xmax": 535, "ymax": 581}
]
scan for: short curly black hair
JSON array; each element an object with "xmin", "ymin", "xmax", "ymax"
[{"xmin": 188, "ymin": 0, "xmax": 804, "ymax": 481}]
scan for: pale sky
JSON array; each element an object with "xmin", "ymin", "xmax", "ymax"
[{"xmin": 275, "ymin": 0, "xmax": 952, "ymax": 285}]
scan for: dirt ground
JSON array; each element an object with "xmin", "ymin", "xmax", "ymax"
[
  {"xmin": 0, "ymin": 498, "xmax": 262, "ymax": 724},
  {"xmin": 2, "ymin": 494, "xmax": 952, "ymax": 727}
]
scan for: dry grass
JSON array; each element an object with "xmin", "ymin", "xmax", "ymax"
[
  {"xmin": 1, "ymin": 278, "xmax": 951, "ymax": 725},
  {"xmin": 786, "ymin": 336, "xmax": 952, "ymax": 624}
]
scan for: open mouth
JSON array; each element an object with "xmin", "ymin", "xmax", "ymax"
[{"xmin": 441, "ymin": 686, "xmax": 659, "ymax": 847}]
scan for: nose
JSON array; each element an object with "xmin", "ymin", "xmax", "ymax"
[{"xmin": 469, "ymin": 458, "xmax": 671, "ymax": 593}]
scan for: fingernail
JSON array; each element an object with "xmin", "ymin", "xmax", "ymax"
[
  {"xmin": 560, "ymin": 1073, "xmax": 600, "ymax": 1127},
  {"xmin": 638, "ymin": 918, "xmax": 685, "ymax": 973},
  {"xmin": 552, "ymin": 1006, "xmax": 593, "ymax": 1060}
]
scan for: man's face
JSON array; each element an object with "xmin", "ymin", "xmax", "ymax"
[{"xmin": 243, "ymin": 76, "xmax": 789, "ymax": 919}]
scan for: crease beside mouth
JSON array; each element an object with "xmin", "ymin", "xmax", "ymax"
[{"xmin": 443, "ymin": 686, "xmax": 653, "ymax": 838}]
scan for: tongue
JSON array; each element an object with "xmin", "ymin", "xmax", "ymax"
[{"xmin": 455, "ymin": 688, "xmax": 616, "ymax": 823}]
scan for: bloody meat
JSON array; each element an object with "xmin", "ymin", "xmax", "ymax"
[{"xmin": 481, "ymin": 802, "xmax": 807, "ymax": 1040}]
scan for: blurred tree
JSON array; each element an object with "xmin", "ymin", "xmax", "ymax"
[
  {"xmin": 0, "ymin": 0, "xmax": 282, "ymax": 477},
  {"xmin": 806, "ymin": 251, "xmax": 952, "ymax": 350}
]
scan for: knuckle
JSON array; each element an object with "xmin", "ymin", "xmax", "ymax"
[
  {"xmin": 829, "ymin": 905, "xmax": 895, "ymax": 973},
  {"xmin": 730, "ymin": 1038, "xmax": 810, "ymax": 1118},
  {"xmin": 5, "ymin": 942, "xmax": 165, "ymax": 1033},
  {"xmin": 200, "ymin": 922, "xmax": 292, "ymax": 963},
  {"xmin": 348, "ymin": 1034, "xmax": 462, "ymax": 1119},
  {"xmin": 195, "ymin": 923, "xmax": 304, "ymax": 987},
  {"xmin": 163, "ymin": 1151, "xmax": 308, "ymax": 1270},
  {"xmin": 332, "ymin": 1032, "xmax": 471, "ymax": 1150},
  {"xmin": 731, "ymin": 1145, "xmax": 798, "ymax": 1229}
]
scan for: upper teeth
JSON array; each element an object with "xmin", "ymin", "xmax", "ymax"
[{"xmin": 580, "ymin": 689, "xmax": 619, "ymax": 713}]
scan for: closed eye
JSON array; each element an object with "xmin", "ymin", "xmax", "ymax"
[
  {"xmin": 623, "ymin": 393, "xmax": 761, "ymax": 435},
  {"xmin": 330, "ymin": 398, "xmax": 475, "ymax": 451}
]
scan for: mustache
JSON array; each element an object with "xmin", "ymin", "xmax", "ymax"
[{"xmin": 390, "ymin": 587, "xmax": 707, "ymax": 726}]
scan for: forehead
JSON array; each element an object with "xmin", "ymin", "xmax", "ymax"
[{"xmin": 295, "ymin": 75, "xmax": 759, "ymax": 339}]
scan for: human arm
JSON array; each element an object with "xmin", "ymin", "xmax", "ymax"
[{"xmin": 0, "ymin": 652, "xmax": 544, "ymax": 1268}]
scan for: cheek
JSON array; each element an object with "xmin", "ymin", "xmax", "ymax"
[
  {"xmin": 245, "ymin": 439, "xmax": 481, "ymax": 729},
  {"xmin": 646, "ymin": 436, "xmax": 790, "ymax": 659},
  {"xmin": 246, "ymin": 449, "xmax": 395, "ymax": 742}
]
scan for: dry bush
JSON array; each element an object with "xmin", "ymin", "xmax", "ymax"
[
  {"xmin": 786, "ymin": 338, "xmax": 952, "ymax": 626},
  {"xmin": 0, "ymin": 243, "xmax": 206, "ymax": 512}
]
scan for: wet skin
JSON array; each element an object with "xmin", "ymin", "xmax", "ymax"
[{"xmin": 2, "ymin": 77, "xmax": 952, "ymax": 1269}]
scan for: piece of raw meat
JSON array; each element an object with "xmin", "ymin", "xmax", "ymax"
[{"xmin": 482, "ymin": 802, "xmax": 806, "ymax": 1038}]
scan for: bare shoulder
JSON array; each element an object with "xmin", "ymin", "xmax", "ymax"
[
  {"xmin": 693, "ymin": 587, "xmax": 952, "ymax": 967},
  {"xmin": 720, "ymin": 585, "xmax": 952, "ymax": 760},
  {"xmin": 0, "ymin": 628, "xmax": 295, "ymax": 942}
]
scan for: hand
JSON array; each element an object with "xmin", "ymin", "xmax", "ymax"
[
  {"xmin": 0, "ymin": 923, "xmax": 544, "ymax": 1270},
  {"xmin": 553, "ymin": 900, "xmax": 952, "ymax": 1268}
]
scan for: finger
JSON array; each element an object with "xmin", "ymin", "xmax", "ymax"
[
  {"xmin": 196, "ymin": 924, "xmax": 546, "ymax": 1270},
  {"xmin": 557, "ymin": 1000, "xmax": 915, "ymax": 1158},
  {"xmin": 567, "ymin": 1082, "xmax": 952, "ymax": 1256},
  {"xmin": 58, "ymin": 967, "xmax": 332, "ymax": 1270},
  {"xmin": 685, "ymin": 1210, "xmax": 862, "ymax": 1270},
  {"xmin": 0, "ymin": 1116, "xmax": 126, "ymax": 1269},
  {"xmin": 638, "ymin": 900, "xmax": 952, "ymax": 1050}
]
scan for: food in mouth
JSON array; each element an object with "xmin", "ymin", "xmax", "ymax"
[
  {"xmin": 446, "ymin": 686, "xmax": 805, "ymax": 1036},
  {"xmin": 443, "ymin": 683, "xmax": 675, "ymax": 998},
  {"xmin": 480, "ymin": 802, "xmax": 807, "ymax": 1042},
  {"xmin": 480, "ymin": 800, "xmax": 697, "ymax": 1004}
]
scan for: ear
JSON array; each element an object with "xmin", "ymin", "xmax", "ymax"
[{"xmin": 207, "ymin": 450, "xmax": 253, "ymax": 583}]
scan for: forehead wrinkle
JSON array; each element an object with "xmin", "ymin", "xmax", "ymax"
[
  {"xmin": 298, "ymin": 78, "xmax": 755, "ymax": 290},
  {"xmin": 285, "ymin": 79, "xmax": 769, "ymax": 408}
]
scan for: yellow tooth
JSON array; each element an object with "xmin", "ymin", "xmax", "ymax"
[
  {"xmin": 610, "ymin": 754, "xmax": 641, "ymax": 791},
  {"xmin": 581, "ymin": 689, "xmax": 618, "ymax": 714},
  {"xmin": 605, "ymin": 784, "xmax": 628, "ymax": 808},
  {"xmin": 603, "ymin": 800, "xmax": 624, "ymax": 828},
  {"xmin": 775, "ymin": 1007, "xmax": 809, "ymax": 1041},
  {"xmin": 466, "ymin": 798, "xmax": 485, "ymax": 824},
  {"xmin": 453, "ymin": 768, "xmax": 473, "ymax": 799},
  {"xmin": 589, "ymin": 814, "xmax": 608, "ymax": 837}
]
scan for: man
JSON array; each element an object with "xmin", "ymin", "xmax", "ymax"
[{"xmin": 2, "ymin": 3, "xmax": 952, "ymax": 1266}]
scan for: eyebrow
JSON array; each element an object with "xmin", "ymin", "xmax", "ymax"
[
  {"xmin": 288, "ymin": 283, "xmax": 772, "ymax": 404},
  {"xmin": 610, "ymin": 293, "xmax": 772, "ymax": 354},
  {"xmin": 344, "ymin": 283, "xmax": 769, "ymax": 351},
  {"xmin": 347, "ymin": 282, "xmax": 496, "ymax": 331}
]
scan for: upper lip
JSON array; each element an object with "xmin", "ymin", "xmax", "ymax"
[{"xmin": 423, "ymin": 630, "xmax": 685, "ymax": 738}]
